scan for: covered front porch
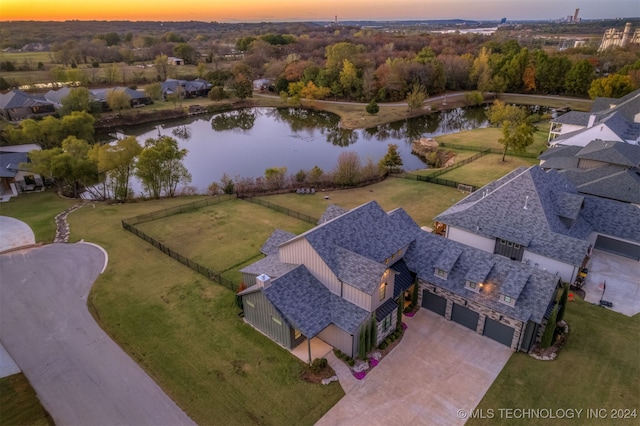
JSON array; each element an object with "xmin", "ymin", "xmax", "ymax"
[{"xmin": 290, "ymin": 337, "xmax": 333, "ymax": 364}]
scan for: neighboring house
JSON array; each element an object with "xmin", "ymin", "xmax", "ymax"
[
  {"xmin": 252, "ymin": 78, "xmax": 272, "ymax": 92},
  {"xmin": 539, "ymin": 139, "xmax": 640, "ymax": 204},
  {"xmin": 167, "ymin": 57, "xmax": 184, "ymax": 66},
  {"xmin": 0, "ymin": 146, "xmax": 44, "ymax": 202},
  {"xmin": 547, "ymin": 89, "xmax": 640, "ymax": 146},
  {"xmin": 0, "ymin": 89, "xmax": 56, "ymax": 121},
  {"xmin": 435, "ymin": 166, "xmax": 640, "ymax": 284},
  {"xmin": 44, "ymin": 86, "xmax": 72, "ymax": 109},
  {"xmin": 239, "ymin": 201, "xmax": 561, "ymax": 361},
  {"xmin": 161, "ymin": 79, "xmax": 212, "ymax": 100},
  {"xmin": 90, "ymin": 87, "xmax": 153, "ymax": 109}
]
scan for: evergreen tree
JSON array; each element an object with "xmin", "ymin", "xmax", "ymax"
[
  {"xmin": 557, "ymin": 284, "xmax": 569, "ymax": 323},
  {"xmin": 370, "ymin": 317, "xmax": 377, "ymax": 350},
  {"xmin": 366, "ymin": 99, "xmax": 379, "ymax": 115},
  {"xmin": 541, "ymin": 305, "xmax": 558, "ymax": 349},
  {"xmin": 358, "ymin": 324, "xmax": 367, "ymax": 360}
]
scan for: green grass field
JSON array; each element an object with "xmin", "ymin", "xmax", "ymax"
[
  {"xmin": 0, "ymin": 373, "xmax": 53, "ymax": 426},
  {"xmin": 0, "ymin": 190, "xmax": 77, "ymax": 243},
  {"xmin": 135, "ymin": 198, "xmax": 314, "ymax": 282},
  {"xmin": 434, "ymin": 154, "xmax": 538, "ymax": 188},
  {"xmin": 469, "ymin": 297, "xmax": 640, "ymax": 426}
]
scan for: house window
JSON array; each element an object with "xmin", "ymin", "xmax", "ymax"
[
  {"xmin": 385, "ymin": 258, "xmax": 389, "ymax": 264},
  {"xmin": 437, "ymin": 269, "xmax": 445, "ymax": 277},
  {"xmin": 514, "ymin": 243, "xmax": 520, "ymax": 249},
  {"xmin": 294, "ymin": 329, "xmax": 302, "ymax": 340},
  {"xmin": 271, "ymin": 316, "xmax": 282, "ymax": 326},
  {"xmin": 379, "ymin": 283, "xmax": 386, "ymax": 301},
  {"xmin": 500, "ymin": 239, "xmax": 506, "ymax": 245},
  {"xmin": 466, "ymin": 280, "xmax": 479, "ymax": 292},
  {"xmin": 504, "ymin": 296, "xmax": 512, "ymax": 304},
  {"xmin": 507, "ymin": 241, "xmax": 513, "ymax": 247},
  {"xmin": 246, "ymin": 301, "xmax": 255, "ymax": 308},
  {"xmin": 382, "ymin": 314, "xmax": 392, "ymax": 331}
]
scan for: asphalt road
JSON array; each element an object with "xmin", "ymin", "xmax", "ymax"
[{"xmin": 0, "ymin": 243, "xmax": 195, "ymax": 426}]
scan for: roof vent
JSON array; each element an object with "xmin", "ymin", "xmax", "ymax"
[
  {"xmin": 256, "ymin": 274, "xmax": 271, "ymax": 289},
  {"xmin": 523, "ymin": 195, "xmax": 529, "ymax": 210}
]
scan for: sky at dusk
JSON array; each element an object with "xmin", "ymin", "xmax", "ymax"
[{"xmin": 1, "ymin": 0, "xmax": 638, "ymax": 22}]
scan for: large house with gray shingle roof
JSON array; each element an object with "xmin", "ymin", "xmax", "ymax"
[
  {"xmin": 539, "ymin": 139, "xmax": 640, "ymax": 204},
  {"xmin": 435, "ymin": 166, "xmax": 640, "ymax": 285},
  {"xmin": 239, "ymin": 201, "xmax": 562, "ymax": 360},
  {"xmin": 548, "ymin": 89, "xmax": 640, "ymax": 146},
  {"xmin": 0, "ymin": 89, "xmax": 56, "ymax": 121}
]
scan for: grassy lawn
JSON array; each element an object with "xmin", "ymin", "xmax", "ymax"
[
  {"xmin": 258, "ymin": 177, "xmax": 468, "ymax": 227},
  {"xmin": 0, "ymin": 190, "xmax": 78, "ymax": 243},
  {"xmin": 500, "ymin": 94, "xmax": 593, "ymax": 111},
  {"xmin": 63, "ymin": 196, "xmax": 343, "ymax": 426},
  {"xmin": 436, "ymin": 123, "xmax": 550, "ymax": 156},
  {"xmin": 0, "ymin": 373, "xmax": 53, "ymax": 426},
  {"xmin": 434, "ymin": 154, "xmax": 539, "ymax": 188},
  {"xmin": 469, "ymin": 297, "xmax": 640, "ymax": 426},
  {"xmin": 135, "ymin": 198, "xmax": 314, "ymax": 282}
]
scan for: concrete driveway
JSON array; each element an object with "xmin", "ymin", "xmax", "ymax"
[
  {"xmin": 317, "ymin": 309, "xmax": 512, "ymax": 426},
  {"xmin": 582, "ymin": 250, "xmax": 640, "ymax": 317},
  {"xmin": 0, "ymin": 243, "xmax": 195, "ymax": 426}
]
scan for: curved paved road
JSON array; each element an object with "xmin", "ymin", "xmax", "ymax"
[{"xmin": 0, "ymin": 243, "xmax": 195, "ymax": 426}]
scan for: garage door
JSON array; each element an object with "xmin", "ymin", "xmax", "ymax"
[
  {"xmin": 422, "ymin": 291, "xmax": 446, "ymax": 316},
  {"xmin": 483, "ymin": 318, "xmax": 515, "ymax": 347},
  {"xmin": 451, "ymin": 303, "xmax": 479, "ymax": 331},
  {"xmin": 594, "ymin": 235, "xmax": 640, "ymax": 261}
]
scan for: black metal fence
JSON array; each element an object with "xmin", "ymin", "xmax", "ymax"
[
  {"xmin": 122, "ymin": 221, "xmax": 239, "ymax": 291},
  {"xmin": 243, "ymin": 197, "xmax": 319, "ymax": 224},
  {"xmin": 121, "ymin": 195, "xmax": 239, "ymax": 291},
  {"xmin": 124, "ymin": 194, "xmax": 234, "ymax": 225},
  {"xmin": 438, "ymin": 142, "xmax": 539, "ymax": 158},
  {"xmin": 400, "ymin": 149, "xmax": 490, "ymax": 192}
]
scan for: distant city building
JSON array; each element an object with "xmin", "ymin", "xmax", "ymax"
[{"xmin": 599, "ymin": 22, "xmax": 640, "ymax": 51}]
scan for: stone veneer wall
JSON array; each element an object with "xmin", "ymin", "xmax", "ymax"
[
  {"xmin": 417, "ymin": 279, "xmax": 525, "ymax": 350},
  {"xmin": 376, "ymin": 310, "xmax": 398, "ymax": 346}
]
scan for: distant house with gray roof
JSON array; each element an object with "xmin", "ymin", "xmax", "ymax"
[
  {"xmin": 90, "ymin": 87, "xmax": 153, "ymax": 109},
  {"xmin": 435, "ymin": 166, "xmax": 640, "ymax": 285},
  {"xmin": 0, "ymin": 89, "xmax": 55, "ymax": 121},
  {"xmin": 240, "ymin": 201, "xmax": 562, "ymax": 361},
  {"xmin": 548, "ymin": 89, "xmax": 640, "ymax": 146},
  {"xmin": 160, "ymin": 78, "xmax": 212, "ymax": 100},
  {"xmin": 0, "ymin": 145, "xmax": 44, "ymax": 202}
]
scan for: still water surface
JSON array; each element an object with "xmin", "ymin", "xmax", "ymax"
[{"xmin": 116, "ymin": 106, "xmax": 489, "ymax": 193}]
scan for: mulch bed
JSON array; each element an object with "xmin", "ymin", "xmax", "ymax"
[{"xmin": 301, "ymin": 365, "xmax": 337, "ymax": 384}]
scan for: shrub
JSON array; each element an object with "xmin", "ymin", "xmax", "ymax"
[
  {"xmin": 347, "ymin": 358, "xmax": 355, "ymax": 367},
  {"xmin": 385, "ymin": 338, "xmax": 392, "ymax": 345},
  {"xmin": 379, "ymin": 342, "xmax": 387, "ymax": 350},
  {"xmin": 333, "ymin": 349, "xmax": 343, "ymax": 358},
  {"xmin": 310, "ymin": 358, "xmax": 328, "ymax": 373}
]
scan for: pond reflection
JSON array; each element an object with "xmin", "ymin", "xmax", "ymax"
[{"xmin": 107, "ymin": 106, "xmax": 490, "ymax": 193}]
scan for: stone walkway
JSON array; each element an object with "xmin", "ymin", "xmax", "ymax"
[{"xmin": 54, "ymin": 203, "xmax": 86, "ymax": 243}]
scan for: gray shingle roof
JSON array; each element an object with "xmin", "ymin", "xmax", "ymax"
[
  {"xmin": 580, "ymin": 196, "xmax": 640, "ymax": 243},
  {"xmin": 318, "ymin": 204, "xmax": 348, "ymax": 224},
  {"xmin": 260, "ymin": 229, "xmax": 295, "ymax": 256},
  {"xmin": 501, "ymin": 270, "xmax": 530, "ymax": 300},
  {"xmin": 552, "ymin": 110, "xmax": 591, "ymax": 126},
  {"xmin": 576, "ymin": 140, "xmax": 640, "ymax": 167},
  {"xmin": 334, "ymin": 246, "xmax": 387, "ymax": 293},
  {"xmin": 404, "ymin": 232, "xmax": 559, "ymax": 323},
  {"xmin": 0, "ymin": 90, "xmax": 51, "ymax": 109},
  {"xmin": 293, "ymin": 201, "xmax": 420, "ymax": 294},
  {"xmin": 238, "ymin": 255, "xmax": 297, "ymax": 279},
  {"xmin": 0, "ymin": 152, "xmax": 28, "ymax": 178},
  {"xmin": 464, "ymin": 258, "xmax": 494, "ymax": 284},
  {"xmin": 435, "ymin": 167, "xmax": 593, "ymax": 266},
  {"xmin": 434, "ymin": 246, "xmax": 462, "ymax": 273},
  {"xmin": 263, "ymin": 265, "xmax": 368, "ymax": 337},
  {"xmin": 563, "ymin": 167, "xmax": 640, "ymax": 204}
]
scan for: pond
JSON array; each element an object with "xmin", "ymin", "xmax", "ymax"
[{"xmin": 110, "ymin": 106, "xmax": 490, "ymax": 194}]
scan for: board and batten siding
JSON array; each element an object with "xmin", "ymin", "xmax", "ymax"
[
  {"xmin": 447, "ymin": 226, "xmax": 496, "ymax": 253},
  {"xmin": 279, "ymin": 238, "xmax": 342, "ymax": 296},
  {"xmin": 370, "ymin": 272, "xmax": 395, "ymax": 312},
  {"xmin": 342, "ymin": 283, "xmax": 372, "ymax": 311},
  {"xmin": 318, "ymin": 324, "xmax": 357, "ymax": 358},
  {"xmin": 521, "ymin": 251, "xmax": 577, "ymax": 282},
  {"xmin": 243, "ymin": 291, "xmax": 292, "ymax": 349}
]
